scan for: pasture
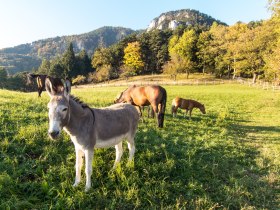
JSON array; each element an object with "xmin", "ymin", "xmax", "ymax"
[{"xmin": 0, "ymin": 84, "xmax": 279, "ymax": 209}]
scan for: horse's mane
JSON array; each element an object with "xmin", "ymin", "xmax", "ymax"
[{"xmin": 70, "ymin": 95, "xmax": 91, "ymax": 109}]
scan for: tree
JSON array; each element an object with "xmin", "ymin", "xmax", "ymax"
[
  {"xmin": 62, "ymin": 42, "xmax": 76, "ymax": 78},
  {"xmin": 0, "ymin": 67, "xmax": 7, "ymax": 88},
  {"xmin": 123, "ymin": 41, "xmax": 144, "ymax": 75},
  {"xmin": 236, "ymin": 21, "xmax": 276, "ymax": 83},
  {"xmin": 148, "ymin": 30, "xmax": 171, "ymax": 73},
  {"xmin": 208, "ymin": 23, "xmax": 228, "ymax": 77},
  {"xmin": 168, "ymin": 29, "xmax": 197, "ymax": 78},
  {"xmin": 91, "ymin": 47, "xmax": 112, "ymax": 69},
  {"xmin": 197, "ymin": 31, "xmax": 215, "ymax": 74},
  {"xmin": 37, "ymin": 59, "xmax": 50, "ymax": 75},
  {"xmin": 268, "ymin": 0, "xmax": 280, "ymax": 16},
  {"xmin": 224, "ymin": 22, "xmax": 248, "ymax": 79},
  {"xmin": 49, "ymin": 59, "xmax": 64, "ymax": 78},
  {"xmin": 262, "ymin": 19, "xmax": 279, "ymax": 81},
  {"xmin": 76, "ymin": 49, "xmax": 93, "ymax": 76}
]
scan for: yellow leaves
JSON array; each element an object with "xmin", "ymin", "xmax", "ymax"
[{"xmin": 123, "ymin": 41, "xmax": 144, "ymax": 73}]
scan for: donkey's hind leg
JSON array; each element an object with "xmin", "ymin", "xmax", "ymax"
[
  {"xmin": 114, "ymin": 142, "xmax": 123, "ymax": 168},
  {"xmin": 127, "ymin": 137, "xmax": 135, "ymax": 162}
]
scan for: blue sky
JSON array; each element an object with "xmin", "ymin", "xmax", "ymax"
[{"xmin": 0, "ymin": 0, "xmax": 271, "ymax": 49}]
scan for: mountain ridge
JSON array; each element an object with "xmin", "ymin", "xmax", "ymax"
[
  {"xmin": 0, "ymin": 9, "xmax": 226, "ymax": 75},
  {"xmin": 147, "ymin": 9, "xmax": 226, "ymax": 31}
]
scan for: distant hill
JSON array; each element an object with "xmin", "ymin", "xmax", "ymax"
[
  {"xmin": 0, "ymin": 26, "xmax": 136, "ymax": 75},
  {"xmin": 0, "ymin": 9, "xmax": 227, "ymax": 75},
  {"xmin": 147, "ymin": 9, "xmax": 226, "ymax": 31}
]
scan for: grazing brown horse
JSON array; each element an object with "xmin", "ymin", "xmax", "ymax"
[
  {"xmin": 27, "ymin": 73, "xmax": 47, "ymax": 97},
  {"xmin": 114, "ymin": 85, "xmax": 167, "ymax": 128},
  {"xmin": 171, "ymin": 97, "xmax": 206, "ymax": 119}
]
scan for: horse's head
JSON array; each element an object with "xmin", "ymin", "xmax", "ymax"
[
  {"xmin": 45, "ymin": 77, "xmax": 71, "ymax": 139},
  {"xmin": 114, "ymin": 87, "xmax": 132, "ymax": 104},
  {"xmin": 114, "ymin": 92, "xmax": 125, "ymax": 104},
  {"xmin": 200, "ymin": 104, "xmax": 206, "ymax": 114}
]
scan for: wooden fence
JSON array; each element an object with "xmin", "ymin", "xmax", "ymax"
[{"xmin": 79, "ymin": 78, "xmax": 280, "ymax": 92}]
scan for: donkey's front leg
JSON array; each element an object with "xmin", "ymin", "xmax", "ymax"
[
  {"xmin": 73, "ymin": 147, "xmax": 83, "ymax": 187},
  {"xmin": 85, "ymin": 149, "xmax": 94, "ymax": 191}
]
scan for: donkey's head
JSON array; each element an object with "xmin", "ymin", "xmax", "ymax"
[{"xmin": 45, "ymin": 77, "xmax": 71, "ymax": 139}]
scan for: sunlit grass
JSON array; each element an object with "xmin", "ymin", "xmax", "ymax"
[{"xmin": 0, "ymin": 84, "xmax": 279, "ymax": 209}]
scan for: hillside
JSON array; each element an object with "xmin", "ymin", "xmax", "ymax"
[
  {"xmin": 0, "ymin": 26, "xmax": 136, "ymax": 74},
  {"xmin": 147, "ymin": 9, "xmax": 226, "ymax": 31},
  {"xmin": 0, "ymin": 9, "xmax": 227, "ymax": 75}
]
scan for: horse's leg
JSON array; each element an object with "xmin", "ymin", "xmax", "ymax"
[
  {"xmin": 151, "ymin": 103, "xmax": 158, "ymax": 115},
  {"xmin": 84, "ymin": 149, "xmax": 94, "ymax": 191},
  {"xmin": 173, "ymin": 106, "xmax": 178, "ymax": 117},
  {"xmin": 189, "ymin": 108, "xmax": 193, "ymax": 120},
  {"xmin": 151, "ymin": 102, "xmax": 162, "ymax": 127},
  {"xmin": 113, "ymin": 142, "xmax": 123, "ymax": 168},
  {"xmin": 184, "ymin": 108, "xmax": 188, "ymax": 118},
  {"xmin": 73, "ymin": 147, "xmax": 84, "ymax": 187},
  {"xmin": 148, "ymin": 106, "xmax": 155, "ymax": 118},
  {"xmin": 38, "ymin": 88, "xmax": 41, "ymax": 97}
]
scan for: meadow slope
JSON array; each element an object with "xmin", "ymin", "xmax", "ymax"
[{"xmin": 0, "ymin": 84, "xmax": 279, "ymax": 209}]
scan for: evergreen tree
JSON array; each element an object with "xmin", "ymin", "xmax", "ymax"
[
  {"xmin": 37, "ymin": 59, "xmax": 50, "ymax": 75},
  {"xmin": 77, "ymin": 49, "xmax": 93, "ymax": 76},
  {"xmin": 49, "ymin": 59, "xmax": 64, "ymax": 78},
  {"xmin": 62, "ymin": 42, "xmax": 76, "ymax": 78},
  {"xmin": 0, "ymin": 67, "xmax": 8, "ymax": 88}
]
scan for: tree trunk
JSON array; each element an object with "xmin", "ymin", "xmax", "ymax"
[
  {"xmin": 252, "ymin": 73, "xmax": 257, "ymax": 84},
  {"xmin": 186, "ymin": 71, "xmax": 189, "ymax": 79},
  {"xmin": 232, "ymin": 56, "xmax": 236, "ymax": 79},
  {"xmin": 203, "ymin": 65, "xmax": 205, "ymax": 75},
  {"xmin": 227, "ymin": 65, "xmax": 231, "ymax": 79}
]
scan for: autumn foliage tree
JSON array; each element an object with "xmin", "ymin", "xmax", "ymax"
[
  {"xmin": 166, "ymin": 29, "xmax": 197, "ymax": 78},
  {"xmin": 122, "ymin": 41, "xmax": 144, "ymax": 76}
]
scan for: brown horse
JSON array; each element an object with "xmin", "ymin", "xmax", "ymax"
[
  {"xmin": 114, "ymin": 85, "xmax": 167, "ymax": 128},
  {"xmin": 27, "ymin": 73, "xmax": 47, "ymax": 97},
  {"xmin": 171, "ymin": 97, "xmax": 206, "ymax": 119}
]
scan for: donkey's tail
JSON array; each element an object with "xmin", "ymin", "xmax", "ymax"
[{"xmin": 158, "ymin": 87, "xmax": 167, "ymax": 128}]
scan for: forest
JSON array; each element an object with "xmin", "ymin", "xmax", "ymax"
[{"xmin": 1, "ymin": 0, "xmax": 280, "ymax": 90}]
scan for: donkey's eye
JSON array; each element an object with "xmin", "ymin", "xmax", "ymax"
[{"xmin": 62, "ymin": 108, "xmax": 68, "ymax": 112}]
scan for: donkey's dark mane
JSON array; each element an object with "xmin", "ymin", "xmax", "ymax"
[{"xmin": 70, "ymin": 95, "xmax": 91, "ymax": 109}]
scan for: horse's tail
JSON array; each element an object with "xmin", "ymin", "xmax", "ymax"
[{"xmin": 158, "ymin": 86, "xmax": 167, "ymax": 128}]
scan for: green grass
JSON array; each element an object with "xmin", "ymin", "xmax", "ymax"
[{"xmin": 0, "ymin": 84, "xmax": 279, "ymax": 209}]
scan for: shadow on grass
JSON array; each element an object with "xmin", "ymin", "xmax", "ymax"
[
  {"xmin": 0, "ymin": 111, "xmax": 278, "ymax": 209},
  {"xmin": 131, "ymin": 114, "xmax": 279, "ymax": 209}
]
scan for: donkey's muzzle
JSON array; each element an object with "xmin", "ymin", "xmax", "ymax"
[{"xmin": 48, "ymin": 130, "xmax": 60, "ymax": 139}]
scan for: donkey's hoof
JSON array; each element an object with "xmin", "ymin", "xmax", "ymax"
[
  {"xmin": 73, "ymin": 181, "xmax": 80, "ymax": 187},
  {"xmin": 85, "ymin": 186, "xmax": 91, "ymax": 192}
]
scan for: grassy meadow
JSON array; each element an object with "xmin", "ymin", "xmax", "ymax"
[{"xmin": 0, "ymin": 84, "xmax": 279, "ymax": 209}]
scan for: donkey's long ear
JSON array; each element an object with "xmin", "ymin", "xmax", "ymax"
[
  {"xmin": 64, "ymin": 79, "xmax": 71, "ymax": 96},
  {"xmin": 45, "ymin": 77, "xmax": 64, "ymax": 97},
  {"xmin": 45, "ymin": 77, "xmax": 55, "ymax": 97}
]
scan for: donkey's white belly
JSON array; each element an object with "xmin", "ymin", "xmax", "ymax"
[{"xmin": 95, "ymin": 134, "xmax": 126, "ymax": 148}]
